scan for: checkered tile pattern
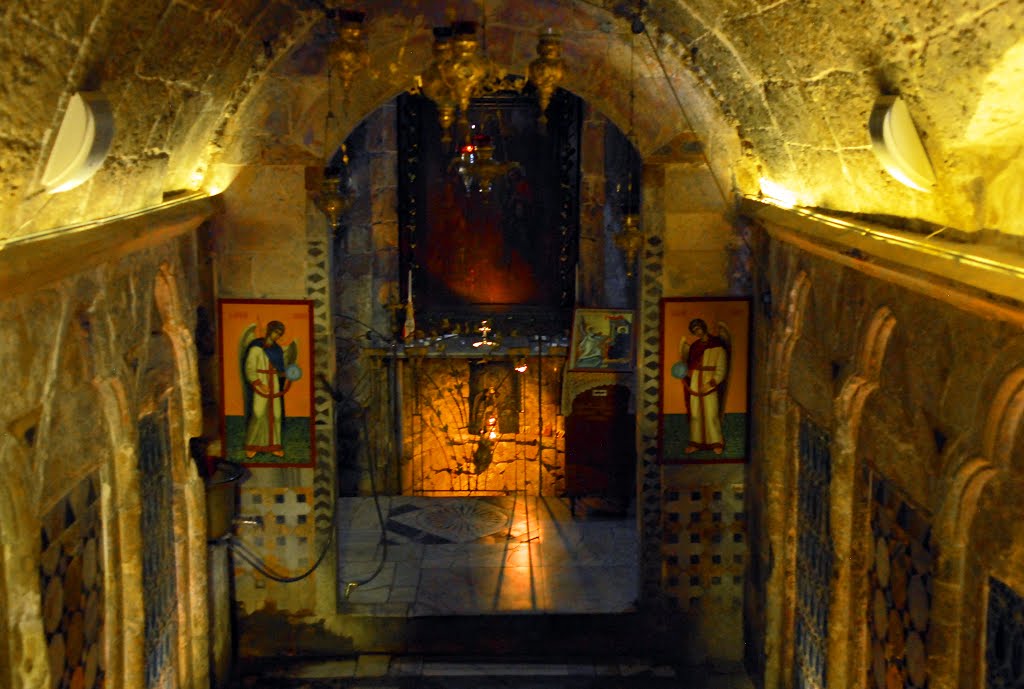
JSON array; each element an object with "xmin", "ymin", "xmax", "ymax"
[
  {"xmin": 661, "ymin": 484, "xmax": 746, "ymax": 610},
  {"xmin": 233, "ymin": 487, "xmax": 316, "ymax": 611}
]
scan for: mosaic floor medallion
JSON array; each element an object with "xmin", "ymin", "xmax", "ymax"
[{"xmin": 389, "ymin": 499, "xmax": 512, "ymax": 543}]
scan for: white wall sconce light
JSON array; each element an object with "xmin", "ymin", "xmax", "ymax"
[
  {"xmin": 41, "ymin": 91, "xmax": 115, "ymax": 193},
  {"xmin": 869, "ymin": 95, "xmax": 936, "ymax": 192}
]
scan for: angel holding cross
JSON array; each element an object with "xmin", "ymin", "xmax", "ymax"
[
  {"xmin": 239, "ymin": 320, "xmax": 302, "ymax": 459},
  {"xmin": 679, "ymin": 318, "xmax": 731, "ymax": 455}
]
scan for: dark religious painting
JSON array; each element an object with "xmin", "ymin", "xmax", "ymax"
[
  {"xmin": 398, "ymin": 89, "xmax": 581, "ymax": 336},
  {"xmin": 568, "ymin": 307, "xmax": 636, "ymax": 371}
]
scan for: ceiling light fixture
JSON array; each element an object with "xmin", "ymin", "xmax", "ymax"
[
  {"xmin": 414, "ymin": 19, "xmax": 566, "ymax": 141},
  {"xmin": 42, "ymin": 92, "xmax": 115, "ymax": 194},
  {"xmin": 869, "ymin": 95, "xmax": 936, "ymax": 192}
]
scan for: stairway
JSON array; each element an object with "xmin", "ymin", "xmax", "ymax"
[{"xmin": 236, "ymin": 655, "xmax": 754, "ymax": 689}]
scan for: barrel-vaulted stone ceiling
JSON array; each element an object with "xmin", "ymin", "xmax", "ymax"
[{"xmin": 3, "ymin": 0, "xmax": 1024, "ymax": 245}]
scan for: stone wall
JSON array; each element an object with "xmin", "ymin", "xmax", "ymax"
[
  {"xmin": 749, "ymin": 212, "xmax": 1024, "ymax": 689},
  {"xmin": 11, "ymin": 0, "xmax": 1024, "ymax": 262},
  {"xmin": 639, "ymin": 144, "xmax": 751, "ymax": 665},
  {"xmin": 399, "ymin": 355, "xmax": 566, "ymax": 495},
  {"xmin": 0, "ymin": 225, "xmax": 209, "ymax": 689},
  {"xmin": 211, "ymin": 159, "xmax": 337, "ymax": 626}
]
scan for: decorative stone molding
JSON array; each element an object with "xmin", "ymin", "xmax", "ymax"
[
  {"xmin": 93, "ymin": 377, "xmax": 144, "ymax": 689},
  {"xmin": 981, "ymin": 367, "xmax": 1024, "ymax": 471},
  {"xmin": 767, "ymin": 270, "xmax": 810, "ymax": 395},
  {"xmin": 153, "ymin": 265, "xmax": 209, "ymax": 689},
  {"xmin": 637, "ymin": 183, "xmax": 664, "ymax": 601},
  {"xmin": 828, "ymin": 306, "xmax": 896, "ymax": 689},
  {"xmin": 929, "ymin": 456, "xmax": 996, "ymax": 689},
  {"xmin": 154, "ymin": 264, "xmax": 202, "ymax": 441},
  {"xmin": 761, "ymin": 267, "xmax": 811, "ymax": 689}
]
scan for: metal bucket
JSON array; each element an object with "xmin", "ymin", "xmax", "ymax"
[{"xmin": 205, "ymin": 460, "xmax": 246, "ymax": 540}]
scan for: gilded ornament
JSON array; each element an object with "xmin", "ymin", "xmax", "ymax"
[
  {"xmin": 419, "ymin": 27, "xmax": 458, "ymax": 140},
  {"xmin": 329, "ymin": 10, "xmax": 369, "ymax": 93},
  {"xmin": 615, "ymin": 213, "xmax": 644, "ymax": 277},
  {"xmin": 528, "ymin": 30, "xmax": 565, "ymax": 122}
]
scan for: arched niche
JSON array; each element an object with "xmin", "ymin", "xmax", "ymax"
[
  {"xmin": 757, "ymin": 267, "xmax": 810, "ymax": 689},
  {"xmin": 93, "ymin": 265, "xmax": 209, "ymax": 689},
  {"xmin": 785, "ymin": 273, "xmax": 834, "ymax": 424},
  {"xmin": 829, "ymin": 305, "xmax": 896, "ymax": 689},
  {"xmin": 214, "ymin": 2, "xmax": 741, "ymax": 197},
  {"xmin": 951, "ymin": 368, "xmax": 1024, "ymax": 687},
  {"xmin": 152, "ymin": 264, "xmax": 209, "ymax": 689}
]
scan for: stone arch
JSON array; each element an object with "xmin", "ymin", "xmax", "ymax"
[
  {"xmin": 981, "ymin": 367, "xmax": 1024, "ymax": 473},
  {"xmin": 928, "ymin": 453, "xmax": 997, "ymax": 689},
  {"xmin": 240, "ymin": 3, "xmax": 741, "ymax": 185},
  {"xmin": 0, "ymin": 458, "xmax": 48, "ymax": 688},
  {"xmin": 295, "ymin": 78, "xmax": 735, "ymax": 169},
  {"xmin": 152, "ymin": 263, "xmax": 209, "ymax": 689},
  {"xmin": 768, "ymin": 269, "xmax": 810, "ymax": 395},
  {"xmin": 965, "ymin": 38, "xmax": 1024, "ymax": 234},
  {"xmin": 93, "ymin": 376, "xmax": 146, "ymax": 689},
  {"xmin": 760, "ymin": 268, "xmax": 811, "ymax": 689},
  {"xmin": 828, "ymin": 305, "xmax": 897, "ymax": 689},
  {"xmin": 930, "ymin": 368, "xmax": 1024, "ymax": 687},
  {"xmin": 89, "ymin": 262, "xmax": 209, "ymax": 689},
  {"xmin": 154, "ymin": 264, "xmax": 202, "ymax": 442}
]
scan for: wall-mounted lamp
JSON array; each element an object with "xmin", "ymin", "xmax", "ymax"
[
  {"xmin": 869, "ymin": 95, "xmax": 936, "ymax": 192},
  {"xmin": 514, "ymin": 358, "xmax": 528, "ymax": 373},
  {"xmin": 757, "ymin": 178, "xmax": 799, "ymax": 209},
  {"xmin": 42, "ymin": 92, "xmax": 115, "ymax": 193}
]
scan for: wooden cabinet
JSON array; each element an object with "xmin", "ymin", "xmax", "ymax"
[{"xmin": 564, "ymin": 384, "xmax": 635, "ymax": 506}]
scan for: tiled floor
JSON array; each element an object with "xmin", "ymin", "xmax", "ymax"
[{"xmin": 336, "ymin": 495, "xmax": 639, "ymax": 616}]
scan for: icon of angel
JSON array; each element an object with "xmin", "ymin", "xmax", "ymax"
[
  {"xmin": 674, "ymin": 318, "xmax": 731, "ymax": 455},
  {"xmin": 238, "ymin": 320, "xmax": 301, "ymax": 459}
]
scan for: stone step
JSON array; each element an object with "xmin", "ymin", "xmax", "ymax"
[{"xmin": 237, "ymin": 655, "xmax": 753, "ymax": 689}]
